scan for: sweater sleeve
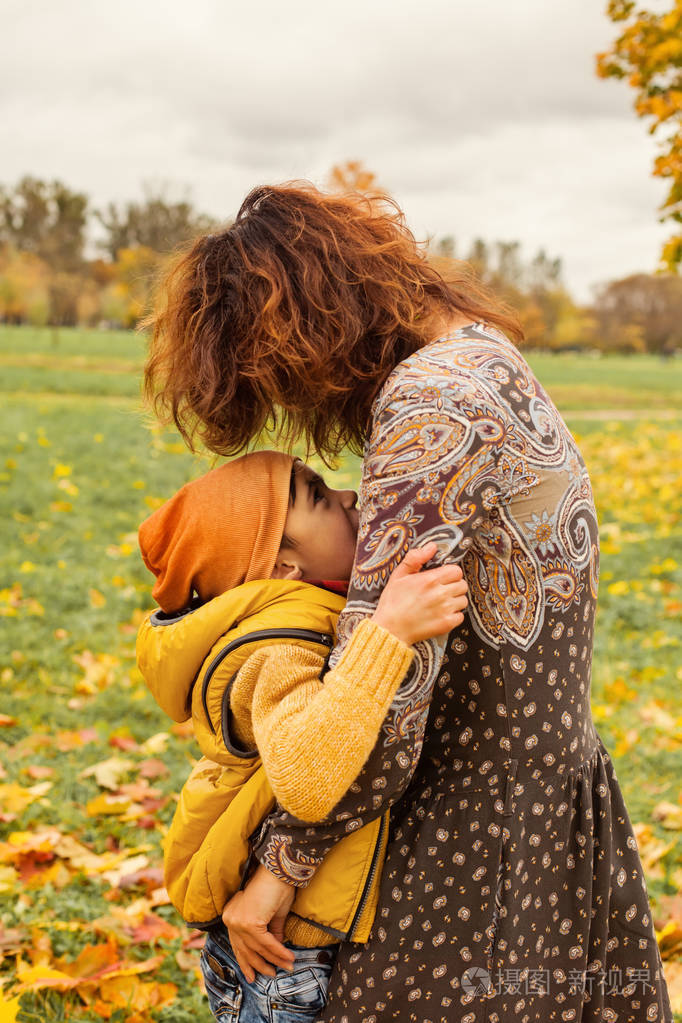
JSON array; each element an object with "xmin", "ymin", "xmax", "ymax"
[
  {"xmin": 229, "ymin": 619, "xmax": 414, "ymax": 822},
  {"xmin": 250, "ymin": 367, "xmax": 507, "ymax": 887}
]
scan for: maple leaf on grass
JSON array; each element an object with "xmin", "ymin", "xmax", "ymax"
[
  {"xmin": 79, "ymin": 757, "xmax": 134, "ymax": 791},
  {"xmin": 14, "ymin": 937, "xmax": 167, "ymax": 999}
]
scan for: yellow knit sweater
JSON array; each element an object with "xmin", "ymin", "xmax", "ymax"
[{"xmin": 229, "ymin": 617, "xmax": 415, "ymax": 825}]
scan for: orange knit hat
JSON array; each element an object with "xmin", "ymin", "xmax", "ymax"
[{"xmin": 138, "ymin": 450, "xmax": 295, "ymax": 612}]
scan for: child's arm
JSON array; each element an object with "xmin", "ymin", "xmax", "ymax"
[
  {"xmin": 230, "ymin": 545, "xmax": 468, "ymax": 822},
  {"xmin": 231, "ymin": 617, "xmax": 413, "ymax": 822}
]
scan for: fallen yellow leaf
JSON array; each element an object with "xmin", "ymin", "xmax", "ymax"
[
  {"xmin": 80, "ymin": 757, "xmax": 134, "ymax": 791},
  {"xmin": 29, "ymin": 928, "xmax": 52, "ymax": 967},
  {"xmin": 15, "ymin": 963, "xmax": 77, "ymax": 991},
  {"xmin": 0, "ymin": 781, "xmax": 51, "ymax": 815},
  {"xmin": 99, "ymin": 975, "xmax": 177, "ymax": 1012},
  {"xmin": 101, "ymin": 854, "xmax": 150, "ymax": 888},
  {"xmin": 0, "ymin": 866, "xmax": 18, "ymax": 893},
  {"xmin": 89, "ymin": 588, "xmax": 106, "ymax": 608},
  {"xmin": 86, "ymin": 794, "xmax": 132, "ymax": 817},
  {"xmin": 652, "ymin": 801, "xmax": 682, "ymax": 830},
  {"xmin": 139, "ymin": 733, "xmax": 169, "ymax": 755},
  {"xmin": 0, "ymin": 994, "xmax": 21, "ymax": 1021},
  {"xmin": 640, "ymin": 701, "xmax": 677, "ymax": 731},
  {"xmin": 663, "ymin": 960, "xmax": 682, "ymax": 1014},
  {"xmin": 633, "ymin": 822, "xmax": 675, "ymax": 877}
]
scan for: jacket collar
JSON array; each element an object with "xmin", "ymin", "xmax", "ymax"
[{"xmin": 136, "ymin": 578, "xmax": 346, "ymax": 724}]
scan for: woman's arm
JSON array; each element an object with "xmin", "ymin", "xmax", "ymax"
[
  {"xmin": 230, "ymin": 551, "xmax": 468, "ymax": 821},
  {"xmin": 249, "ymin": 373, "xmax": 507, "ymax": 886}
]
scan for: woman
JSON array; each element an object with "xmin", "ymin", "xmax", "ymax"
[{"xmin": 145, "ymin": 183, "xmax": 673, "ymax": 1022}]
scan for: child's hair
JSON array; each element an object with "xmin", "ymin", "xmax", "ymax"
[{"xmin": 144, "ymin": 181, "xmax": 523, "ymax": 462}]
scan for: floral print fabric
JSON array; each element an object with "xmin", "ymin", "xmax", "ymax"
[{"xmin": 252, "ymin": 323, "xmax": 673, "ymax": 1022}]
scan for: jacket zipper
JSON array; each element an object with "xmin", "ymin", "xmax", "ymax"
[
  {"xmin": 201, "ymin": 624, "xmax": 386, "ymax": 941},
  {"xmin": 237, "ymin": 800, "xmax": 387, "ymax": 940},
  {"xmin": 240, "ymin": 815, "xmax": 388, "ymax": 938},
  {"xmin": 347, "ymin": 812, "xmax": 388, "ymax": 939},
  {"xmin": 238, "ymin": 845, "xmax": 256, "ymax": 892},
  {"xmin": 201, "ymin": 627, "xmax": 334, "ymax": 734}
]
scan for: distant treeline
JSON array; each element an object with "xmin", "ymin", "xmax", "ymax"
[{"xmin": 1, "ymin": 175, "xmax": 681, "ymax": 355}]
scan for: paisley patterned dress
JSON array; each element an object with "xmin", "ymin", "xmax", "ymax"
[{"xmin": 251, "ymin": 323, "xmax": 673, "ymax": 1023}]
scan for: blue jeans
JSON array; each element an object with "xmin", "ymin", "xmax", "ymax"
[{"xmin": 200, "ymin": 925, "xmax": 339, "ymax": 1022}]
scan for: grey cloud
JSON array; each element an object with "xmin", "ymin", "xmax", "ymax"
[{"xmin": 0, "ymin": 0, "xmax": 666, "ymax": 301}]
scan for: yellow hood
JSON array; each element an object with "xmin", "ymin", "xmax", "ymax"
[{"xmin": 136, "ymin": 578, "xmax": 346, "ymax": 761}]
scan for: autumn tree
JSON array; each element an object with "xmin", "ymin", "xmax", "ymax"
[
  {"xmin": 430, "ymin": 236, "xmax": 571, "ymax": 348},
  {"xmin": 0, "ymin": 177, "xmax": 91, "ymax": 327},
  {"xmin": 327, "ymin": 161, "xmax": 382, "ymax": 194},
  {"xmin": 0, "ymin": 248, "xmax": 50, "ymax": 325},
  {"xmin": 596, "ymin": 1, "xmax": 682, "ymax": 270},
  {"xmin": 96, "ymin": 185, "xmax": 218, "ymax": 260},
  {"xmin": 108, "ymin": 246, "xmax": 164, "ymax": 327},
  {"xmin": 592, "ymin": 271, "xmax": 682, "ymax": 352},
  {"xmin": 433, "ymin": 235, "xmax": 456, "ymax": 259},
  {"xmin": 0, "ymin": 177, "xmax": 88, "ymax": 272}
]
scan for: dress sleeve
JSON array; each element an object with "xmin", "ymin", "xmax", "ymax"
[
  {"xmin": 251, "ymin": 372, "xmax": 506, "ymax": 886},
  {"xmin": 229, "ymin": 619, "xmax": 414, "ymax": 822}
]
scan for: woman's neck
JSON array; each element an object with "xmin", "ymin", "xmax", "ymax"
[{"xmin": 420, "ymin": 308, "xmax": 476, "ymax": 345}]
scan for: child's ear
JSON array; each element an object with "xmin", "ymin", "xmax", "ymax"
[{"xmin": 270, "ymin": 559, "xmax": 303, "ymax": 581}]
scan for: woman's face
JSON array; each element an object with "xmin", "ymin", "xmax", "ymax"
[{"xmin": 271, "ymin": 459, "xmax": 359, "ymax": 582}]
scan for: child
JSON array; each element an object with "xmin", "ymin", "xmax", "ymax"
[{"xmin": 136, "ymin": 450, "xmax": 468, "ymax": 1023}]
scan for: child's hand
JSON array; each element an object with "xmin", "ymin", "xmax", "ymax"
[{"xmin": 371, "ymin": 541, "xmax": 468, "ymax": 646}]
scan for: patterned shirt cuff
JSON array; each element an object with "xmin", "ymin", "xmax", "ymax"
[{"xmin": 253, "ymin": 832, "xmax": 323, "ymax": 888}]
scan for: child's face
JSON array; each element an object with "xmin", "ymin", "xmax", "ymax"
[{"xmin": 271, "ymin": 459, "xmax": 359, "ymax": 582}]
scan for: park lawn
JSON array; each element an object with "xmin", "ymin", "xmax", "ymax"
[
  {"xmin": 527, "ymin": 350, "xmax": 682, "ymax": 410},
  {"xmin": 1, "ymin": 325, "xmax": 682, "ymax": 409},
  {"xmin": 0, "ymin": 326, "xmax": 681, "ymax": 1021},
  {"xmin": 0, "ymin": 325, "xmax": 145, "ymax": 361}
]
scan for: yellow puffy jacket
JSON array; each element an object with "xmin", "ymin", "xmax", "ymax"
[{"xmin": 136, "ymin": 578, "xmax": 390, "ymax": 945}]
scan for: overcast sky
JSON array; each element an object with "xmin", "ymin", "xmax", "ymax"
[{"xmin": 2, "ymin": 0, "xmax": 671, "ymax": 301}]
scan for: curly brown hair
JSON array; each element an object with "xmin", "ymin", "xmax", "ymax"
[{"xmin": 143, "ymin": 181, "xmax": 523, "ymax": 463}]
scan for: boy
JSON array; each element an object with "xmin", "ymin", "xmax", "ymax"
[{"xmin": 136, "ymin": 450, "xmax": 468, "ymax": 1022}]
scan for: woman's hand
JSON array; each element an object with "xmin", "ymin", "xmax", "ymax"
[
  {"xmin": 371, "ymin": 541, "xmax": 468, "ymax": 646},
  {"xmin": 221, "ymin": 863, "xmax": 296, "ymax": 983}
]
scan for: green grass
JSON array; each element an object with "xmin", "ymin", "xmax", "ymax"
[
  {"xmin": 0, "ymin": 324, "xmax": 145, "ymax": 361},
  {"xmin": 2, "ymin": 326, "xmax": 681, "ymax": 409},
  {"xmin": 527, "ymin": 350, "xmax": 682, "ymax": 396},
  {"xmin": 525, "ymin": 352, "xmax": 682, "ymax": 411},
  {"xmin": 1, "ymin": 325, "xmax": 681, "ymax": 1021},
  {"xmin": 1, "ymin": 366, "xmax": 144, "ymax": 397}
]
